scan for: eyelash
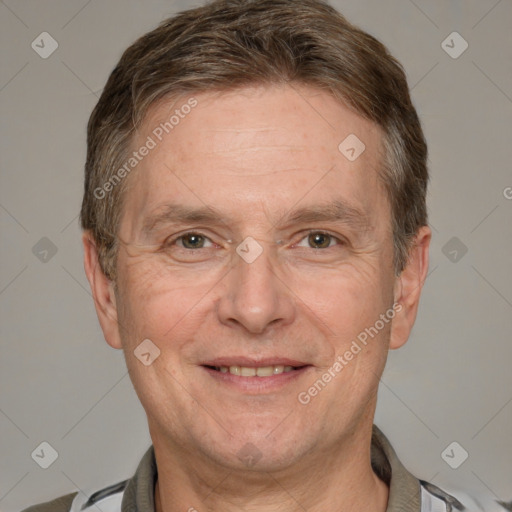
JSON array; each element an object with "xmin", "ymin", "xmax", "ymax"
[{"xmin": 164, "ymin": 230, "xmax": 346, "ymax": 250}]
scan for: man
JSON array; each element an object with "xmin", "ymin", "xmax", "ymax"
[{"xmin": 23, "ymin": 0, "xmax": 488, "ymax": 510}]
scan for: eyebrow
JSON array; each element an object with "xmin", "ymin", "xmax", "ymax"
[
  {"xmin": 283, "ymin": 200, "xmax": 372, "ymax": 232},
  {"xmin": 142, "ymin": 204, "xmax": 226, "ymax": 235},
  {"xmin": 141, "ymin": 199, "xmax": 372, "ymax": 236}
]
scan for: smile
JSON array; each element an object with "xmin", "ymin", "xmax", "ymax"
[
  {"xmin": 206, "ymin": 364, "xmax": 300, "ymax": 377},
  {"xmin": 201, "ymin": 361, "xmax": 311, "ymax": 393}
]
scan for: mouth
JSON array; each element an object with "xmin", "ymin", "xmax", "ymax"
[
  {"xmin": 204, "ymin": 364, "xmax": 305, "ymax": 377},
  {"xmin": 201, "ymin": 358, "xmax": 312, "ymax": 393}
]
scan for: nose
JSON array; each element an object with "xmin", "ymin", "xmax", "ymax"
[{"xmin": 216, "ymin": 240, "xmax": 296, "ymax": 334}]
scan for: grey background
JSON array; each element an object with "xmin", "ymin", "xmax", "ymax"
[{"xmin": 1, "ymin": 0, "xmax": 511, "ymax": 510}]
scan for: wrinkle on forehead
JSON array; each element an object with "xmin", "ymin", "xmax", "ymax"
[{"xmin": 120, "ymin": 84, "xmax": 389, "ymax": 241}]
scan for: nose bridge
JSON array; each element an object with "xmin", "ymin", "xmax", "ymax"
[{"xmin": 217, "ymin": 237, "xmax": 294, "ymax": 333}]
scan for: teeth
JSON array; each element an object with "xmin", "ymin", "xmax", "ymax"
[
  {"xmin": 256, "ymin": 366, "xmax": 274, "ymax": 377},
  {"xmin": 215, "ymin": 365, "xmax": 298, "ymax": 377},
  {"xmin": 240, "ymin": 366, "xmax": 256, "ymax": 377},
  {"xmin": 273, "ymin": 365, "xmax": 285, "ymax": 374}
]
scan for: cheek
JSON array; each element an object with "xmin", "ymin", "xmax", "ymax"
[
  {"xmin": 297, "ymin": 262, "xmax": 391, "ymax": 331},
  {"xmin": 324, "ymin": 277, "xmax": 394, "ymax": 378},
  {"xmin": 116, "ymin": 257, "xmax": 215, "ymax": 348}
]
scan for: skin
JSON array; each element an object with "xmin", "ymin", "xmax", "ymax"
[{"xmin": 83, "ymin": 84, "xmax": 431, "ymax": 511}]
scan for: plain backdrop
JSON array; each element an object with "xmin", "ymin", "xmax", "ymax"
[{"xmin": 1, "ymin": 1, "xmax": 511, "ymax": 510}]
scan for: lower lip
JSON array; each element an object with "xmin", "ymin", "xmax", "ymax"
[{"xmin": 202, "ymin": 366, "xmax": 312, "ymax": 393}]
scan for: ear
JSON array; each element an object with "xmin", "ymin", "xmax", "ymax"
[
  {"xmin": 82, "ymin": 231, "xmax": 123, "ymax": 349},
  {"xmin": 389, "ymin": 225, "xmax": 431, "ymax": 350}
]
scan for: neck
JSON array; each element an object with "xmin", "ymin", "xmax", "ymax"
[{"xmin": 153, "ymin": 424, "xmax": 388, "ymax": 512}]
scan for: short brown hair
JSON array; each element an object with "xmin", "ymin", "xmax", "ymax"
[{"xmin": 81, "ymin": 0, "xmax": 428, "ymax": 279}]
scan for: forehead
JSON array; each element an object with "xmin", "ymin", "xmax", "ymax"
[{"xmin": 123, "ymin": 84, "xmax": 388, "ymax": 230}]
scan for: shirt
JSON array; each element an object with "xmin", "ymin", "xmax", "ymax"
[{"xmin": 21, "ymin": 425, "xmax": 504, "ymax": 512}]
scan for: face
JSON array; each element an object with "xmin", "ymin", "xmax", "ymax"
[{"xmin": 85, "ymin": 84, "xmax": 429, "ymax": 472}]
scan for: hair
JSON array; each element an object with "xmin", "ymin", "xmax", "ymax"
[{"xmin": 80, "ymin": 0, "xmax": 428, "ymax": 280}]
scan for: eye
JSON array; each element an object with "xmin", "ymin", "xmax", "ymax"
[
  {"xmin": 168, "ymin": 232, "xmax": 214, "ymax": 249},
  {"xmin": 296, "ymin": 231, "xmax": 343, "ymax": 249}
]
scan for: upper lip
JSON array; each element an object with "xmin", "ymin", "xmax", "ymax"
[{"xmin": 202, "ymin": 357, "xmax": 310, "ymax": 367}]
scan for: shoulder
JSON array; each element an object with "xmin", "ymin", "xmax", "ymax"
[
  {"xmin": 20, "ymin": 492, "xmax": 78, "ymax": 512},
  {"xmin": 420, "ymin": 480, "xmax": 512, "ymax": 512},
  {"xmin": 20, "ymin": 446, "xmax": 154, "ymax": 512},
  {"xmin": 20, "ymin": 479, "xmax": 128, "ymax": 512},
  {"xmin": 371, "ymin": 425, "xmax": 509, "ymax": 512},
  {"xmin": 420, "ymin": 480, "xmax": 466, "ymax": 511}
]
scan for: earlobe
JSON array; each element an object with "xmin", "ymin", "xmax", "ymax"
[
  {"xmin": 389, "ymin": 226, "xmax": 431, "ymax": 350},
  {"xmin": 82, "ymin": 232, "xmax": 123, "ymax": 349}
]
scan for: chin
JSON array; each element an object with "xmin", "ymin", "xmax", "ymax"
[
  {"xmin": 197, "ymin": 423, "xmax": 316, "ymax": 474},
  {"xmin": 209, "ymin": 440, "xmax": 309, "ymax": 474}
]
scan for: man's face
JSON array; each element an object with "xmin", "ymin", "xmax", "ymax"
[{"xmin": 102, "ymin": 85, "xmax": 406, "ymax": 470}]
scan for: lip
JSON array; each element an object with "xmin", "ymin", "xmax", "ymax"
[{"xmin": 201, "ymin": 357, "xmax": 309, "ymax": 367}]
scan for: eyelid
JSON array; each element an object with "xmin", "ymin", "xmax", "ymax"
[
  {"xmin": 293, "ymin": 229, "xmax": 346, "ymax": 248},
  {"xmin": 164, "ymin": 231, "xmax": 216, "ymax": 249}
]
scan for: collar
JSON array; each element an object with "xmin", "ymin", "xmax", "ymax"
[{"xmin": 371, "ymin": 424, "xmax": 421, "ymax": 511}]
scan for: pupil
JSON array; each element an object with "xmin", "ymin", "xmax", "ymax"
[
  {"xmin": 310, "ymin": 233, "xmax": 329, "ymax": 248},
  {"xmin": 184, "ymin": 234, "xmax": 203, "ymax": 248}
]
